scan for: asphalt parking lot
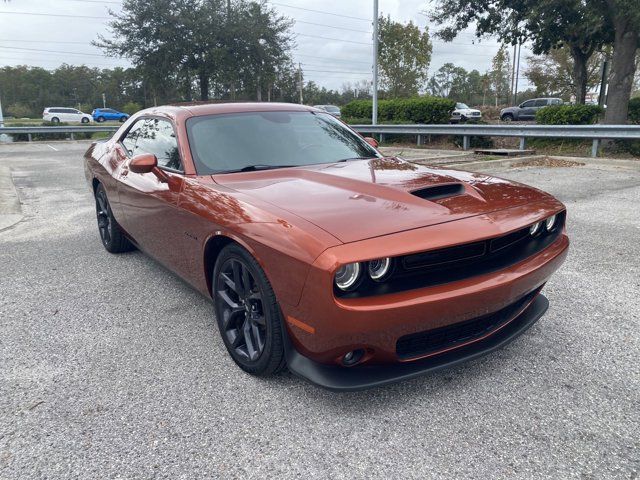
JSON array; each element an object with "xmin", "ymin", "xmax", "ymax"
[{"xmin": 1, "ymin": 141, "xmax": 638, "ymax": 479}]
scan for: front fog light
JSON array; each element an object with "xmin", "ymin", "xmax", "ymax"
[
  {"xmin": 530, "ymin": 222, "xmax": 542, "ymax": 236},
  {"xmin": 368, "ymin": 258, "xmax": 391, "ymax": 281},
  {"xmin": 545, "ymin": 215, "xmax": 557, "ymax": 231},
  {"xmin": 335, "ymin": 263, "xmax": 362, "ymax": 291}
]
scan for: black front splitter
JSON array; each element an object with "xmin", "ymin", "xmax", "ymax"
[{"xmin": 285, "ymin": 294, "xmax": 549, "ymax": 392}]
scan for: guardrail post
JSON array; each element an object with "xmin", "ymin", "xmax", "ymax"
[
  {"xmin": 379, "ymin": 133, "xmax": 385, "ymax": 144},
  {"xmin": 70, "ymin": 133, "xmax": 75, "ymax": 141},
  {"xmin": 417, "ymin": 134, "xmax": 423, "ymax": 146},
  {"xmin": 591, "ymin": 139, "xmax": 599, "ymax": 157},
  {"xmin": 27, "ymin": 133, "xmax": 32, "ymax": 142},
  {"xmin": 519, "ymin": 137, "xmax": 527, "ymax": 150},
  {"xmin": 462, "ymin": 135, "xmax": 470, "ymax": 150}
]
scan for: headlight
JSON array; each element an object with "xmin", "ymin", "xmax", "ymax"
[
  {"xmin": 530, "ymin": 222, "xmax": 542, "ymax": 236},
  {"xmin": 545, "ymin": 215, "xmax": 557, "ymax": 231},
  {"xmin": 334, "ymin": 263, "xmax": 362, "ymax": 291},
  {"xmin": 368, "ymin": 258, "xmax": 391, "ymax": 281}
]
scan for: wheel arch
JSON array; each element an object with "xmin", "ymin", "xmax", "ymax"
[{"xmin": 203, "ymin": 234, "xmax": 241, "ymax": 298}]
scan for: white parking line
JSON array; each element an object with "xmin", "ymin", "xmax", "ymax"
[{"xmin": 47, "ymin": 144, "xmax": 58, "ymax": 151}]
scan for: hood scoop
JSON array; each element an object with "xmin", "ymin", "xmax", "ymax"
[{"xmin": 410, "ymin": 183, "xmax": 465, "ymax": 201}]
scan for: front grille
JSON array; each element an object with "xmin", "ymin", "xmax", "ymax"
[
  {"xmin": 336, "ymin": 211, "xmax": 565, "ymax": 298},
  {"xmin": 396, "ymin": 289, "xmax": 540, "ymax": 360}
]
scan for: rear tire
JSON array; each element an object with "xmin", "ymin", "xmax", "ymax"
[
  {"xmin": 213, "ymin": 244, "xmax": 286, "ymax": 376},
  {"xmin": 94, "ymin": 183, "xmax": 135, "ymax": 253},
  {"xmin": 51, "ymin": 117, "xmax": 60, "ymax": 123},
  {"xmin": 119, "ymin": 116, "xmax": 128, "ymax": 123},
  {"xmin": 81, "ymin": 117, "xmax": 89, "ymax": 124}
]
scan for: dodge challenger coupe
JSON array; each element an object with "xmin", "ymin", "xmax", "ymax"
[{"xmin": 84, "ymin": 102, "xmax": 569, "ymax": 391}]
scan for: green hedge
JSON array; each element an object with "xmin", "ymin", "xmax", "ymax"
[
  {"xmin": 342, "ymin": 97, "xmax": 456, "ymax": 124},
  {"xmin": 628, "ymin": 97, "xmax": 640, "ymax": 124},
  {"xmin": 536, "ymin": 104, "xmax": 603, "ymax": 125}
]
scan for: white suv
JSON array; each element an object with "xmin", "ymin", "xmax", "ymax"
[{"xmin": 43, "ymin": 107, "xmax": 93, "ymax": 124}]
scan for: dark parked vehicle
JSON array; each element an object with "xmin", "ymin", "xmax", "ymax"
[{"xmin": 500, "ymin": 98, "xmax": 563, "ymax": 121}]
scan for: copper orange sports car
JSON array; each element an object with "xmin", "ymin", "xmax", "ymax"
[{"xmin": 84, "ymin": 103, "xmax": 569, "ymax": 390}]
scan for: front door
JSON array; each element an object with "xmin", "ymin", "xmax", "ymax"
[{"xmin": 116, "ymin": 117, "xmax": 188, "ymax": 272}]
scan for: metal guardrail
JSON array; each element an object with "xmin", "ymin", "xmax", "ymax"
[
  {"xmin": 0, "ymin": 125, "xmax": 119, "ymax": 142},
  {"xmin": 1, "ymin": 123, "xmax": 639, "ymax": 157},
  {"xmin": 352, "ymin": 124, "xmax": 640, "ymax": 157}
]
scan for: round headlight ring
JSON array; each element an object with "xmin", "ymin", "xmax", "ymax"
[
  {"xmin": 529, "ymin": 222, "xmax": 542, "ymax": 236},
  {"xmin": 545, "ymin": 215, "xmax": 557, "ymax": 231},
  {"xmin": 334, "ymin": 262, "xmax": 362, "ymax": 291},
  {"xmin": 368, "ymin": 258, "xmax": 392, "ymax": 281}
]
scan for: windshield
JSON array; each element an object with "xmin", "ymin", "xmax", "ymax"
[
  {"xmin": 456, "ymin": 103, "xmax": 469, "ymax": 109},
  {"xmin": 186, "ymin": 111, "xmax": 380, "ymax": 175}
]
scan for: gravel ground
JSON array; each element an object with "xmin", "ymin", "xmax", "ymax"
[{"xmin": 1, "ymin": 142, "xmax": 638, "ymax": 479}]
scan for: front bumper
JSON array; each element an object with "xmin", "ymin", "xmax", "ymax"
[{"xmin": 286, "ymin": 293, "xmax": 549, "ymax": 391}]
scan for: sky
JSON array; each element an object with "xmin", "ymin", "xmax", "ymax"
[{"xmin": 0, "ymin": 0, "xmax": 534, "ymax": 92}]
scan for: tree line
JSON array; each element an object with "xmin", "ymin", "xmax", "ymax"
[{"xmin": 0, "ymin": 0, "xmax": 638, "ymax": 120}]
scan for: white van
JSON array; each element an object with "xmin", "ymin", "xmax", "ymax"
[{"xmin": 43, "ymin": 107, "xmax": 93, "ymax": 124}]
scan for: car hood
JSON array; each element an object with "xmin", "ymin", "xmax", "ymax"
[{"xmin": 213, "ymin": 158, "xmax": 552, "ymax": 243}]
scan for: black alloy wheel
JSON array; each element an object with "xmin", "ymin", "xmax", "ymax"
[
  {"xmin": 94, "ymin": 184, "xmax": 134, "ymax": 253},
  {"xmin": 81, "ymin": 117, "xmax": 90, "ymax": 124},
  {"xmin": 213, "ymin": 244, "xmax": 286, "ymax": 375}
]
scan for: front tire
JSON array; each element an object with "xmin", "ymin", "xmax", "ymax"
[
  {"xmin": 213, "ymin": 244, "xmax": 286, "ymax": 376},
  {"xmin": 501, "ymin": 114, "xmax": 514, "ymax": 122},
  {"xmin": 94, "ymin": 183, "xmax": 134, "ymax": 253},
  {"xmin": 96, "ymin": 116, "xmax": 105, "ymax": 123}
]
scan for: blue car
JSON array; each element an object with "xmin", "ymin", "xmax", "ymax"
[{"xmin": 91, "ymin": 108, "xmax": 129, "ymax": 123}]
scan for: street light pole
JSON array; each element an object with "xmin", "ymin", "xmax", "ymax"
[
  {"xmin": 0, "ymin": 94, "xmax": 4, "ymax": 127},
  {"xmin": 372, "ymin": 0, "xmax": 379, "ymax": 125}
]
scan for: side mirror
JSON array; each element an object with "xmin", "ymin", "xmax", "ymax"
[
  {"xmin": 364, "ymin": 136, "xmax": 379, "ymax": 148},
  {"xmin": 129, "ymin": 153, "xmax": 158, "ymax": 174}
]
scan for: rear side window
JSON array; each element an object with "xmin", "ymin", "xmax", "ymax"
[
  {"xmin": 551, "ymin": 99, "xmax": 562, "ymax": 105},
  {"xmin": 534, "ymin": 100, "xmax": 548, "ymax": 107},
  {"xmin": 123, "ymin": 118, "xmax": 182, "ymax": 171}
]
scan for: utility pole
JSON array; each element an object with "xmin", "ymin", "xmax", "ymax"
[
  {"xmin": 598, "ymin": 59, "xmax": 610, "ymax": 108},
  {"xmin": 514, "ymin": 42, "xmax": 521, "ymax": 105},
  {"xmin": 298, "ymin": 63, "xmax": 303, "ymax": 104},
  {"xmin": 102, "ymin": 93, "xmax": 106, "ymax": 108},
  {"xmin": 372, "ymin": 0, "xmax": 379, "ymax": 125},
  {"xmin": 0, "ymin": 95, "xmax": 4, "ymax": 128},
  {"xmin": 510, "ymin": 44, "xmax": 517, "ymax": 103}
]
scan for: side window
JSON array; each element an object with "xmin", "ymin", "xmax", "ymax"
[
  {"xmin": 121, "ymin": 120, "xmax": 144, "ymax": 156},
  {"xmin": 134, "ymin": 118, "xmax": 182, "ymax": 171},
  {"xmin": 534, "ymin": 100, "xmax": 548, "ymax": 107},
  {"xmin": 551, "ymin": 99, "xmax": 562, "ymax": 105},
  {"xmin": 521, "ymin": 100, "xmax": 535, "ymax": 108}
]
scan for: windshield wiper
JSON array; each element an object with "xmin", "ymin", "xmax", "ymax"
[
  {"xmin": 222, "ymin": 164, "xmax": 298, "ymax": 173},
  {"xmin": 336, "ymin": 156, "xmax": 376, "ymax": 162}
]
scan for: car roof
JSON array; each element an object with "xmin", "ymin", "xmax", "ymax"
[{"xmin": 136, "ymin": 102, "xmax": 320, "ymax": 122}]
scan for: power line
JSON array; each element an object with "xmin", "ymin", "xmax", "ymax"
[
  {"xmin": 295, "ymin": 20, "xmax": 371, "ymax": 34},
  {"xmin": 294, "ymin": 54, "xmax": 371, "ymax": 65},
  {"xmin": 0, "ymin": 46, "xmax": 109, "ymax": 57},
  {"xmin": 268, "ymin": 2, "xmax": 370, "ymax": 22},
  {"xmin": 0, "ymin": 10, "xmax": 110, "ymax": 20},
  {"xmin": 295, "ymin": 33, "xmax": 372, "ymax": 46}
]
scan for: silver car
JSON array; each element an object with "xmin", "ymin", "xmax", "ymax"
[
  {"xmin": 313, "ymin": 105, "xmax": 341, "ymax": 118},
  {"xmin": 500, "ymin": 98, "xmax": 563, "ymax": 121}
]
